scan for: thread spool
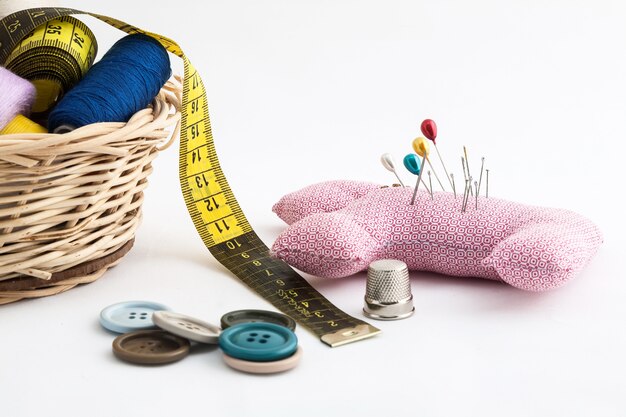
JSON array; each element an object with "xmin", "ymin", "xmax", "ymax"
[
  {"xmin": 0, "ymin": 67, "xmax": 36, "ymax": 130},
  {"xmin": 3, "ymin": 16, "xmax": 98, "ymax": 116},
  {"xmin": 48, "ymin": 34, "xmax": 171, "ymax": 133},
  {"xmin": 0, "ymin": 114, "xmax": 47, "ymax": 135}
]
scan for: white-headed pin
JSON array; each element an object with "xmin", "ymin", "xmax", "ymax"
[{"xmin": 380, "ymin": 153, "xmax": 405, "ymax": 187}]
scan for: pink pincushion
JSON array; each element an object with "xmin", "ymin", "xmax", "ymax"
[{"xmin": 271, "ymin": 181, "xmax": 603, "ymax": 291}]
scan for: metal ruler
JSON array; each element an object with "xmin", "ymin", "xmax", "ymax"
[{"xmin": 0, "ymin": 7, "xmax": 380, "ymax": 347}]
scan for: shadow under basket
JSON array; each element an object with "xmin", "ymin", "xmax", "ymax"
[{"xmin": 0, "ymin": 78, "xmax": 182, "ymax": 305}]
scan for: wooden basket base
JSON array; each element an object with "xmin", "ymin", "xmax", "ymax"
[{"xmin": 0, "ymin": 239, "xmax": 134, "ymax": 305}]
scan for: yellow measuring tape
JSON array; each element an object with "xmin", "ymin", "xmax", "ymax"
[
  {"xmin": 4, "ymin": 15, "xmax": 96, "ymax": 113},
  {"xmin": 0, "ymin": 7, "xmax": 380, "ymax": 347}
]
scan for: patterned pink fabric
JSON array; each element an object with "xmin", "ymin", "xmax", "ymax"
[
  {"xmin": 272, "ymin": 180, "xmax": 380, "ymax": 225},
  {"xmin": 271, "ymin": 181, "xmax": 603, "ymax": 291}
]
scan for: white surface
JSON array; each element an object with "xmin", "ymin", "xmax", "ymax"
[{"xmin": 1, "ymin": 1, "xmax": 625, "ymax": 416}]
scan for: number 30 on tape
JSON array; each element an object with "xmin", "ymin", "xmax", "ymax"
[{"xmin": 0, "ymin": 8, "xmax": 381, "ymax": 347}]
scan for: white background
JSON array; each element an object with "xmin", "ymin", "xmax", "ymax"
[{"xmin": 1, "ymin": 1, "xmax": 625, "ymax": 416}]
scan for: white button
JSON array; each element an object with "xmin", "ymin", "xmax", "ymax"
[
  {"xmin": 100, "ymin": 300, "xmax": 170, "ymax": 334},
  {"xmin": 153, "ymin": 311, "xmax": 221, "ymax": 344}
]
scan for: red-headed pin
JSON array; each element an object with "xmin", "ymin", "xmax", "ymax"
[{"xmin": 421, "ymin": 119, "xmax": 454, "ymax": 192}]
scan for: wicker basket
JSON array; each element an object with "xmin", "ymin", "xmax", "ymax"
[{"xmin": 0, "ymin": 77, "xmax": 182, "ymax": 305}]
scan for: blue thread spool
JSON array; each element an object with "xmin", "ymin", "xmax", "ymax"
[{"xmin": 48, "ymin": 34, "xmax": 171, "ymax": 132}]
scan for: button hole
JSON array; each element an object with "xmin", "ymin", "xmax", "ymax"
[{"xmin": 246, "ymin": 338, "xmax": 256, "ymax": 342}]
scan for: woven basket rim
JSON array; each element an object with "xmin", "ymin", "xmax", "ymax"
[{"xmin": 0, "ymin": 76, "xmax": 182, "ymax": 164}]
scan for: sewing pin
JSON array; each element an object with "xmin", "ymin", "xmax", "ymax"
[
  {"xmin": 450, "ymin": 173, "xmax": 457, "ymax": 198},
  {"xmin": 412, "ymin": 154, "xmax": 427, "ymax": 205},
  {"xmin": 403, "ymin": 153, "xmax": 431, "ymax": 204},
  {"xmin": 463, "ymin": 147, "xmax": 475, "ymax": 197},
  {"xmin": 486, "ymin": 169, "xmax": 490, "ymax": 198},
  {"xmin": 462, "ymin": 156, "xmax": 468, "ymax": 182},
  {"xmin": 474, "ymin": 180, "xmax": 478, "ymax": 209},
  {"xmin": 461, "ymin": 158, "xmax": 468, "ymax": 209},
  {"xmin": 403, "ymin": 153, "xmax": 430, "ymax": 191},
  {"xmin": 477, "ymin": 157, "xmax": 485, "ymax": 196},
  {"xmin": 463, "ymin": 146, "xmax": 472, "ymax": 178},
  {"xmin": 381, "ymin": 153, "xmax": 405, "ymax": 186},
  {"xmin": 421, "ymin": 119, "xmax": 454, "ymax": 191},
  {"xmin": 428, "ymin": 171, "xmax": 433, "ymax": 199},
  {"xmin": 462, "ymin": 176, "xmax": 472, "ymax": 212},
  {"xmin": 412, "ymin": 137, "xmax": 445, "ymax": 191},
  {"xmin": 461, "ymin": 178, "xmax": 469, "ymax": 212}
]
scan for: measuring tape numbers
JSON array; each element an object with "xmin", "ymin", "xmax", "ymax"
[
  {"xmin": 0, "ymin": 8, "xmax": 380, "ymax": 347},
  {"xmin": 3, "ymin": 15, "xmax": 97, "ymax": 113}
]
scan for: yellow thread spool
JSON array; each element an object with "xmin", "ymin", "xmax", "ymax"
[{"xmin": 0, "ymin": 114, "xmax": 47, "ymax": 134}]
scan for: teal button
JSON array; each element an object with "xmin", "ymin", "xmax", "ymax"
[{"xmin": 219, "ymin": 322, "xmax": 298, "ymax": 362}]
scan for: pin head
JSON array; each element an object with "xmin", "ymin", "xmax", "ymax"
[
  {"xmin": 403, "ymin": 153, "xmax": 421, "ymax": 175},
  {"xmin": 420, "ymin": 119, "xmax": 437, "ymax": 143},
  {"xmin": 412, "ymin": 137, "xmax": 430, "ymax": 158},
  {"xmin": 380, "ymin": 153, "xmax": 397, "ymax": 172}
]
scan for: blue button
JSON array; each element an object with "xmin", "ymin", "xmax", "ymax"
[
  {"xmin": 219, "ymin": 322, "xmax": 298, "ymax": 362},
  {"xmin": 99, "ymin": 301, "xmax": 170, "ymax": 334}
]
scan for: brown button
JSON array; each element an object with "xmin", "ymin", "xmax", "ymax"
[
  {"xmin": 112, "ymin": 330, "xmax": 190, "ymax": 365},
  {"xmin": 220, "ymin": 309, "xmax": 296, "ymax": 331}
]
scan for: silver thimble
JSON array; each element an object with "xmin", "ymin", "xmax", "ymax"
[{"xmin": 363, "ymin": 259, "xmax": 414, "ymax": 320}]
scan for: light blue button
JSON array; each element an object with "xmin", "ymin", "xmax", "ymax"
[
  {"xmin": 99, "ymin": 301, "xmax": 170, "ymax": 334},
  {"xmin": 219, "ymin": 322, "xmax": 298, "ymax": 362}
]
